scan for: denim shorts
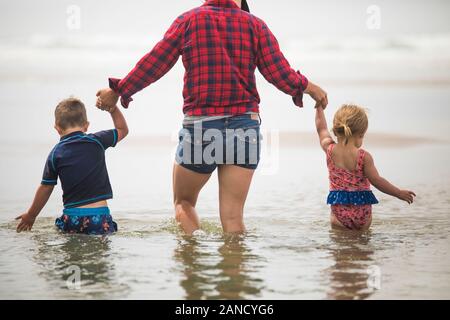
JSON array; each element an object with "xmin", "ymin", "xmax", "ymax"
[
  {"xmin": 55, "ymin": 207, "xmax": 118, "ymax": 235},
  {"xmin": 175, "ymin": 114, "xmax": 262, "ymax": 174}
]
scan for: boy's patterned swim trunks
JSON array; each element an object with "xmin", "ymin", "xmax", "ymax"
[{"xmin": 55, "ymin": 207, "xmax": 117, "ymax": 235}]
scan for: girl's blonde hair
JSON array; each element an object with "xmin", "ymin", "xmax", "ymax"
[{"xmin": 332, "ymin": 104, "xmax": 368, "ymax": 144}]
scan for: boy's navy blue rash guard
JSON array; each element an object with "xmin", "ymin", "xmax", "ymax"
[{"xmin": 41, "ymin": 130, "xmax": 118, "ymax": 209}]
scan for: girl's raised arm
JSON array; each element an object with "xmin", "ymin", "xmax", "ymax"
[{"xmin": 315, "ymin": 107, "xmax": 334, "ymax": 152}]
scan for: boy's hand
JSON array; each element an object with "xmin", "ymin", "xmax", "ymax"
[
  {"xmin": 305, "ymin": 81, "xmax": 328, "ymax": 110},
  {"xmin": 16, "ymin": 213, "xmax": 36, "ymax": 232},
  {"xmin": 397, "ymin": 190, "xmax": 416, "ymax": 204},
  {"xmin": 96, "ymin": 88, "xmax": 119, "ymax": 110},
  {"xmin": 96, "ymin": 97, "xmax": 117, "ymax": 113}
]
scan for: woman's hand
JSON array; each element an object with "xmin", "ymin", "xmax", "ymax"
[
  {"xmin": 305, "ymin": 81, "xmax": 328, "ymax": 109},
  {"xmin": 96, "ymin": 88, "xmax": 119, "ymax": 111}
]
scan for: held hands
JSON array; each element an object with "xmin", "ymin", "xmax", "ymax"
[
  {"xmin": 305, "ymin": 81, "xmax": 328, "ymax": 109},
  {"xmin": 96, "ymin": 97, "xmax": 117, "ymax": 113},
  {"xmin": 397, "ymin": 190, "xmax": 416, "ymax": 204},
  {"xmin": 96, "ymin": 88, "xmax": 119, "ymax": 112},
  {"xmin": 15, "ymin": 212, "xmax": 36, "ymax": 233}
]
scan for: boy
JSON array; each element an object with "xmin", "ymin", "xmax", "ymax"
[{"xmin": 16, "ymin": 97, "xmax": 128, "ymax": 234}]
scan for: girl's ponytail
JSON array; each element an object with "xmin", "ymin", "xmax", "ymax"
[
  {"xmin": 333, "ymin": 104, "xmax": 368, "ymax": 144},
  {"xmin": 343, "ymin": 123, "xmax": 352, "ymax": 144}
]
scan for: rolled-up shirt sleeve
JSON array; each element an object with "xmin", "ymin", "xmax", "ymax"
[
  {"xmin": 109, "ymin": 15, "xmax": 186, "ymax": 109},
  {"xmin": 256, "ymin": 21, "xmax": 309, "ymax": 108}
]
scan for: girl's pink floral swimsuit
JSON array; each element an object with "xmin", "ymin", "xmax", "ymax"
[{"xmin": 326, "ymin": 144, "xmax": 378, "ymax": 230}]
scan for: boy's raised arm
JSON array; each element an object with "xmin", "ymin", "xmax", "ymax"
[
  {"xmin": 16, "ymin": 184, "xmax": 54, "ymax": 232},
  {"xmin": 315, "ymin": 107, "xmax": 334, "ymax": 152},
  {"xmin": 96, "ymin": 98, "xmax": 129, "ymax": 143},
  {"xmin": 108, "ymin": 105, "xmax": 129, "ymax": 143}
]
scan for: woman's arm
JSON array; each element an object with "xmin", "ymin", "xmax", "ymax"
[
  {"xmin": 256, "ymin": 21, "xmax": 328, "ymax": 109},
  {"xmin": 315, "ymin": 107, "xmax": 334, "ymax": 152},
  {"xmin": 364, "ymin": 152, "xmax": 416, "ymax": 204},
  {"xmin": 16, "ymin": 184, "xmax": 54, "ymax": 232},
  {"xmin": 98, "ymin": 15, "xmax": 186, "ymax": 109}
]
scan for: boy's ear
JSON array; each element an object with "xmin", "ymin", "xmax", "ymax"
[
  {"xmin": 83, "ymin": 121, "xmax": 90, "ymax": 132},
  {"xmin": 54, "ymin": 124, "xmax": 63, "ymax": 135}
]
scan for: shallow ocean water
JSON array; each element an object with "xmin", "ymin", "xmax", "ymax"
[{"xmin": 0, "ymin": 142, "xmax": 449, "ymax": 300}]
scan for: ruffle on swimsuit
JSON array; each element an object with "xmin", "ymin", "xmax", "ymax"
[{"xmin": 327, "ymin": 190, "xmax": 379, "ymax": 205}]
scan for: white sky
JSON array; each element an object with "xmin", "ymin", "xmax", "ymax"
[{"xmin": 0, "ymin": 0, "xmax": 449, "ymax": 40}]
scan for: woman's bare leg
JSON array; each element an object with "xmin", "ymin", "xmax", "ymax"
[
  {"xmin": 173, "ymin": 164, "xmax": 212, "ymax": 235},
  {"xmin": 218, "ymin": 165, "xmax": 255, "ymax": 234}
]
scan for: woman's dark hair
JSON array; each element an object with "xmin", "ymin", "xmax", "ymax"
[{"xmin": 242, "ymin": 0, "xmax": 250, "ymax": 12}]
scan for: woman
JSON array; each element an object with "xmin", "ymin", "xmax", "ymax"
[{"xmin": 96, "ymin": 0, "xmax": 328, "ymax": 235}]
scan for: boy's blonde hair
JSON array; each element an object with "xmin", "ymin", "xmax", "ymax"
[
  {"xmin": 55, "ymin": 97, "xmax": 88, "ymax": 130},
  {"xmin": 332, "ymin": 104, "xmax": 368, "ymax": 144}
]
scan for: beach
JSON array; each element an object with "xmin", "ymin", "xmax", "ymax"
[{"xmin": 1, "ymin": 0, "xmax": 450, "ymax": 300}]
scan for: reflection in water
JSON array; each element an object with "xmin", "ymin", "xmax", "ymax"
[
  {"xmin": 174, "ymin": 234, "xmax": 264, "ymax": 300},
  {"xmin": 326, "ymin": 229, "xmax": 376, "ymax": 300},
  {"xmin": 32, "ymin": 232, "xmax": 126, "ymax": 298}
]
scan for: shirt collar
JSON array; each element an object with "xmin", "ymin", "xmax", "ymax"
[
  {"xmin": 60, "ymin": 131, "xmax": 84, "ymax": 141},
  {"xmin": 202, "ymin": 0, "xmax": 240, "ymax": 10}
]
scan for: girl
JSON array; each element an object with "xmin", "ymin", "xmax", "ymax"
[{"xmin": 315, "ymin": 104, "xmax": 416, "ymax": 230}]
